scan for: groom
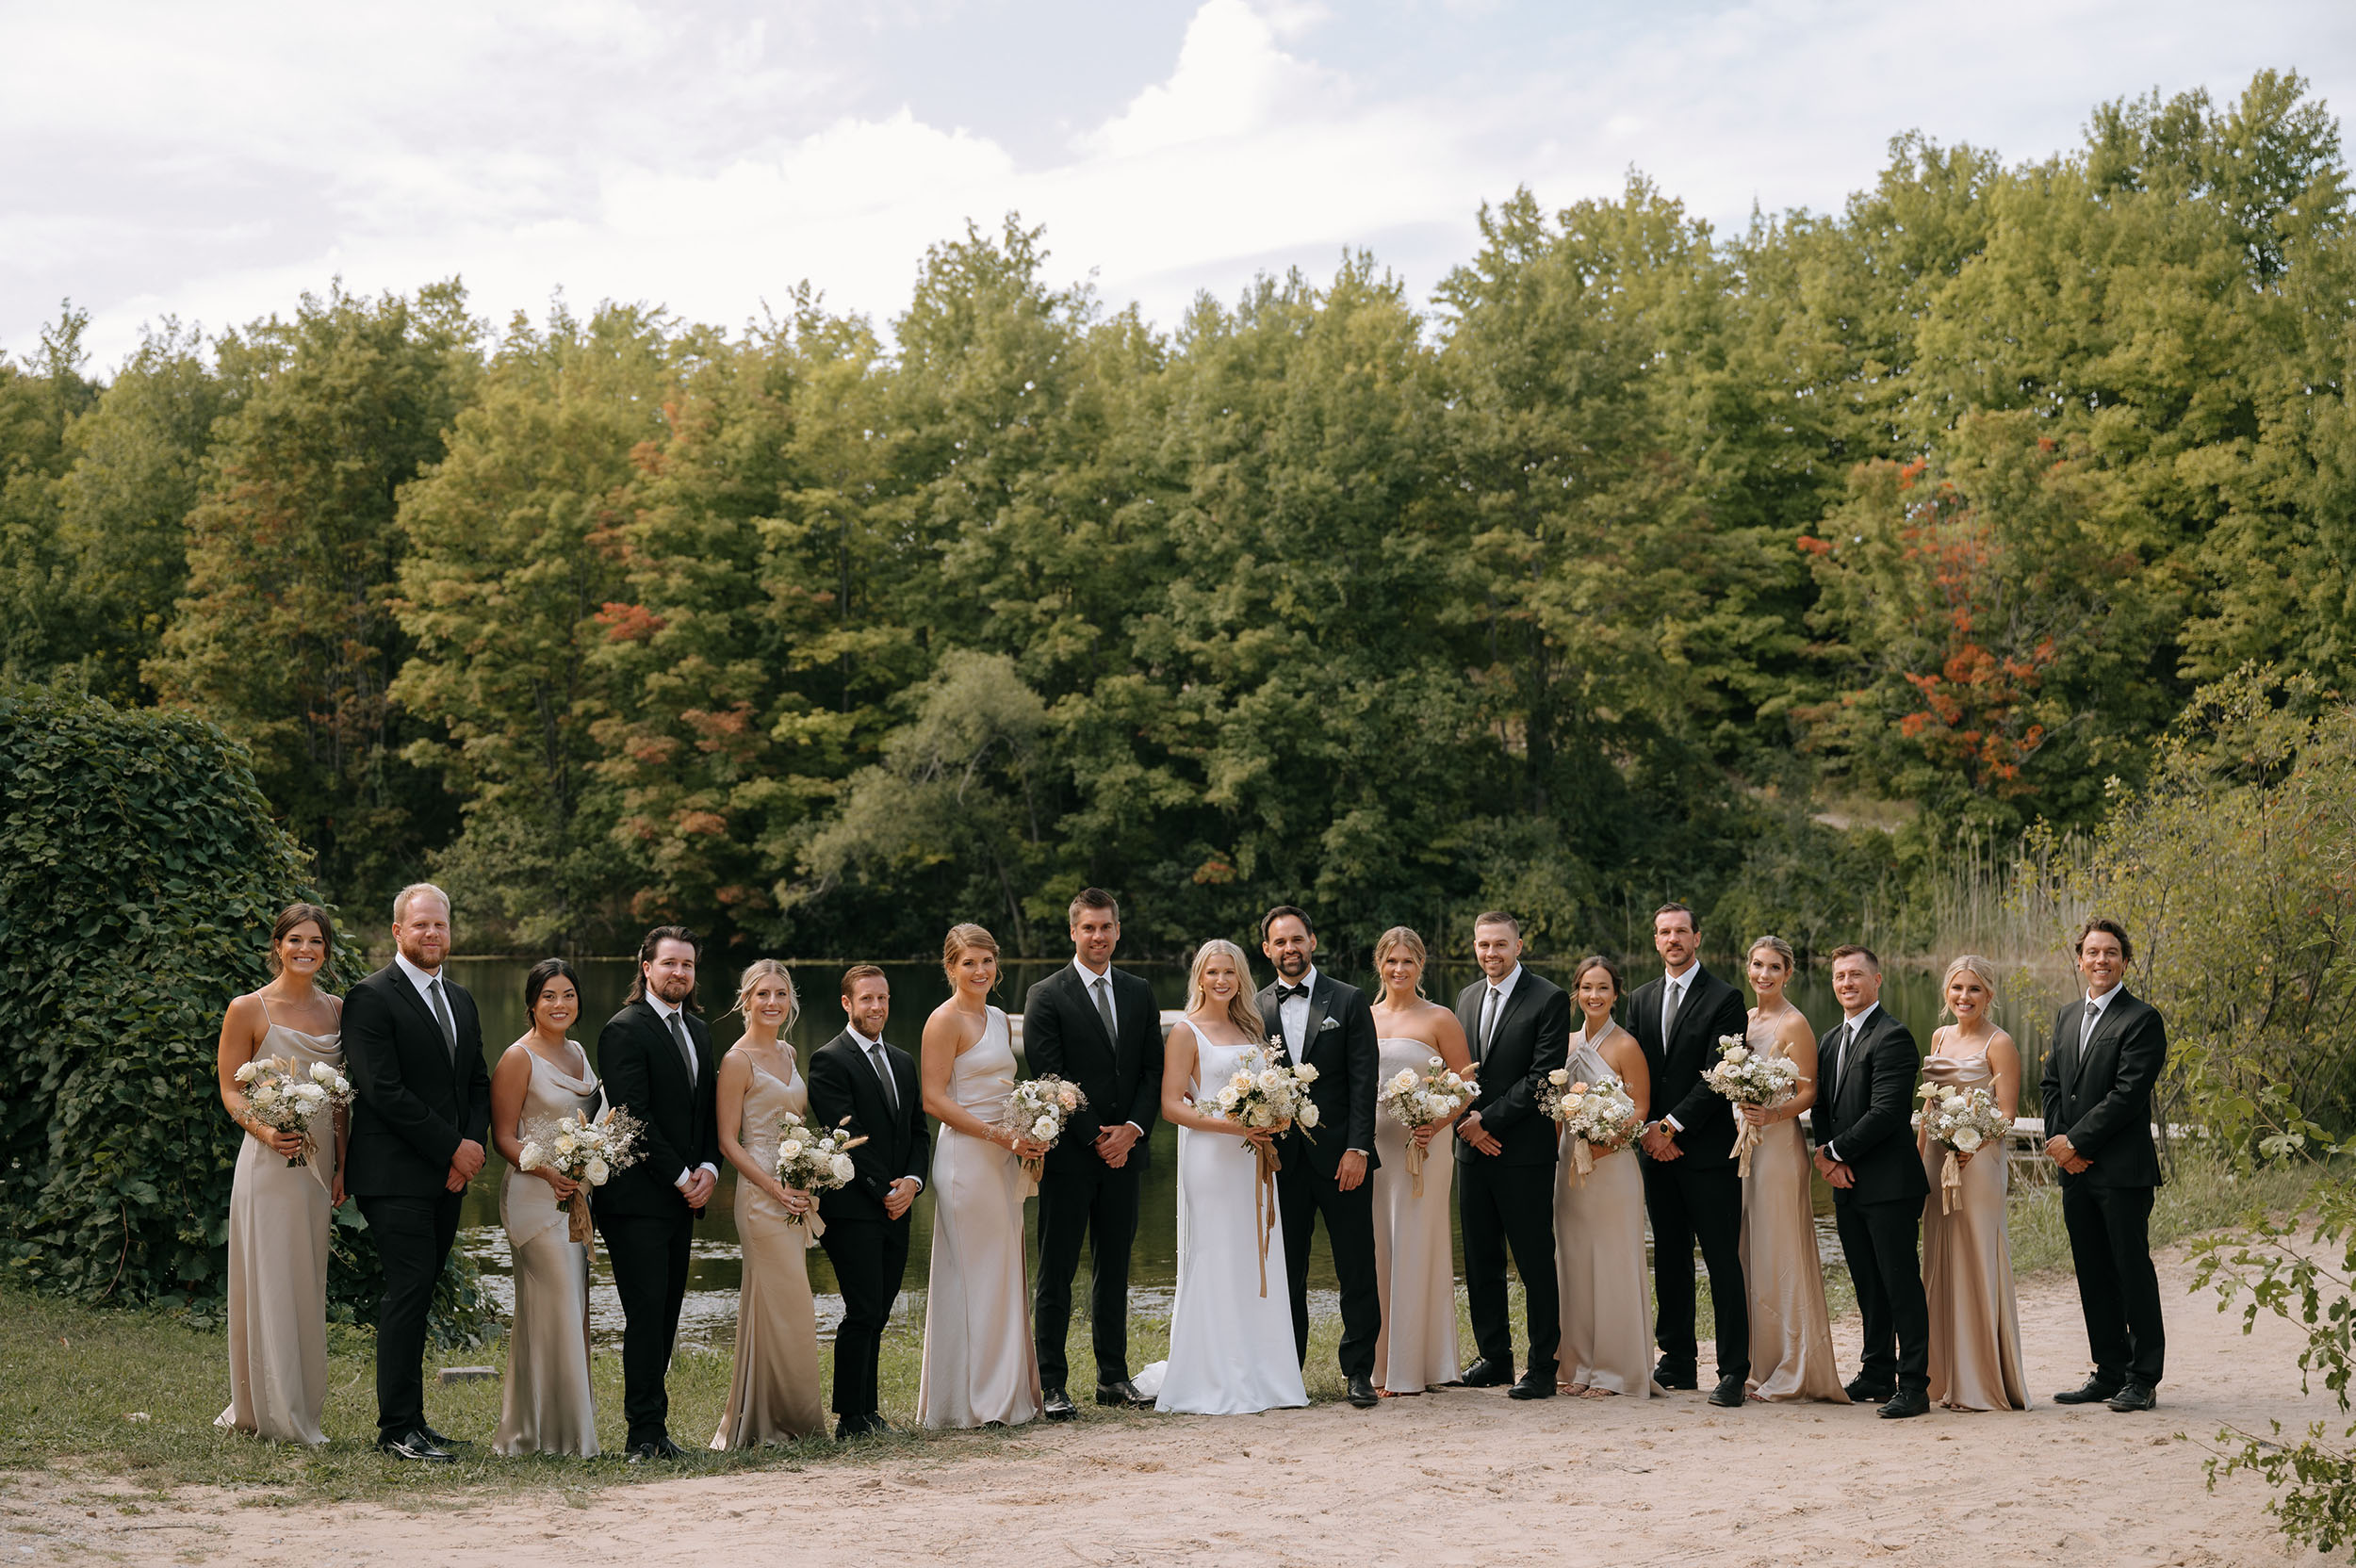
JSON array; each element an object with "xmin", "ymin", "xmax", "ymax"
[
  {"xmin": 1024, "ymin": 889, "xmax": 1164, "ymax": 1419},
  {"xmin": 592, "ymin": 925, "xmax": 720, "ymax": 1462},
  {"xmin": 1257, "ymin": 905, "xmax": 1383, "ymax": 1410}
]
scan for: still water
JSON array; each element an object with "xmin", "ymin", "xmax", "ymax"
[{"xmin": 443, "ymin": 954, "xmax": 2060, "ymax": 1346}]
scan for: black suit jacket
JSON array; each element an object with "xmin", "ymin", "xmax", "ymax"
[
  {"xmin": 1022, "ymin": 963, "xmax": 1163, "ymax": 1175},
  {"xmin": 1257, "ymin": 971, "xmax": 1380, "ymax": 1178},
  {"xmin": 1628, "ymin": 965, "xmax": 1749, "ymax": 1164},
  {"xmin": 590, "ymin": 999, "xmax": 721, "ymax": 1220},
  {"xmin": 2039, "ymin": 988, "xmax": 2167, "ymax": 1189},
  {"xmin": 807, "ymin": 1029, "xmax": 929, "ymax": 1224},
  {"xmin": 343, "ymin": 962, "xmax": 491, "ymax": 1199},
  {"xmin": 1810, "ymin": 1006, "xmax": 1931, "ymax": 1206},
  {"xmin": 1451, "ymin": 969, "xmax": 1572, "ymax": 1168}
]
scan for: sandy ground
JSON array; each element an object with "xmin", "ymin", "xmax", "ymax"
[{"xmin": 3, "ymin": 1247, "xmax": 2332, "ymax": 1568}]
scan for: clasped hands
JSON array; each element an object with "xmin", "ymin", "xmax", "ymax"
[
  {"xmin": 1811, "ymin": 1146, "xmax": 1856, "ymax": 1189},
  {"xmin": 445, "ymin": 1137, "xmax": 485, "ymax": 1193},
  {"xmin": 1094, "ymin": 1121, "xmax": 1142, "ymax": 1169},
  {"xmin": 1639, "ymin": 1122, "xmax": 1681, "ymax": 1162},
  {"xmin": 2044, "ymin": 1134, "xmax": 2091, "ymax": 1174}
]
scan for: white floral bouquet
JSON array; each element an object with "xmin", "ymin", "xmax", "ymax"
[
  {"xmin": 994, "ymin": 1075, "xmax": 1088, "ymax": 1182},
  {"xmin": 773, "ymin": 1111, "xmax": 866, "ymax": 1227},
  {"xmin": 518, "ymin": 1105, "xmax": 646, "ymax": 1243},
  {"xmin": 1701, "ymin": 1035, "xmax": 1803, "ymax": 1177},
  {"xmin": 1210, "ymin": 1050, "xmax": 1318, "ymax": 1298},
  {"xmin": 1541, "ymin": 1070, "xmax": 1644, "ymax": 1184},
  {"xmin": 1919, "ymin": 1081, "xmax": 2009, "ymax": 1213},
  {"xmin": 1379, "ymin": 1056, "xmax": 1473, "ymax": 1196},
  {"xmin": 234, "ymin": 1055, "xmax": 355, "ymax": 1168}
]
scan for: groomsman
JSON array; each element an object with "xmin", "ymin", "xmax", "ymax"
[
  {"xmin": 1811, "ymin": 944, "xmax": 1933, "ymax": 1418},
  {"xmin": 2042, "ymin": 917, "xmax": 2168, "ymax": 1412},
  {"xmin": 1024, "ymin": 889, "xmax": 1163, "ymax": 1419},
  {"xmin": 1451, "ymin": 911, "xmax": 1571, "ymax": 1399},
  {"xmin": 1257, "ymin": 906, "xmax": 1384, "ymax": 1409},
  {"xmin": 342, "ymin": 882, "xmax": 490, "ymax": 1462},
  {"xmin": 809, "ymin": 965, "xmax": 928, "ymax": 1439},
  {"xmin": 1630, "ymin": 902, "xmax": 1751, "ymax": 1406},
  {"xmin": 591, "ymin": 926, "xmax": 720, "ymax": 1462}
]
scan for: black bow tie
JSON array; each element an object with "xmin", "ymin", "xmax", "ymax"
[{"xmin": 1275, "ymin": 984, "xmax": 1310, "ymax": 1002}]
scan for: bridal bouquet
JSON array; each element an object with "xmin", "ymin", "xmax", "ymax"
[
  {"xmin": 1211, "ymin": 1051, "xmax": 1319, "ymax": 1296},
  {"xmin": 995, "ymin": 1075, "xmax": 1088, "ymax": 1182},
  {"xmin": 1541, "ymin": 1070, "xmax": 1644, "ymax": 1184},
  {"xmin": 773, "ymin": 1111, "xmax": 866, "ymax": 1227},
  {"xmin": 518, "ymin": 1105, "xmax": 646, "ymax": 1243},
  {"xmin": 1378, "ymin": 1057, "xmax": 1473, "ymax": 1197},
  {"xmin": 1701, "ymin": 1035, "xmax": 1803, "ymax": 1178},
  {"xmin": 234, "ymin": 1056, "xmax": 355, "ymax": 1169},
  {"xmin": 1919, "ymin": 1082, "xmax": 2010, "ymax": 1214}
]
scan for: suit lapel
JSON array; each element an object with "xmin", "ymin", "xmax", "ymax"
[
  {"xmin": 385, "ymin": 969, "xmax": 454, "ymax": 1083},
  {"xmin": 1258, "ymin": 988, "xmax": 1287, "ymax": 1060},
  {"xmin": 1301, "ymin": 978, "xmax": 1332, "ymax": 1064},
  {"xmin": 2073, "ymin": 993, "xmax": 2124, "ymax": 1090},
  {"xmin": 1482, "ymin": 977, "xmax": 1533, "ymax": 1065},
  {"xmin": 1069, "ymin": 965, "xmax": 1119, "ymax": 1054},
  {"xmin": 1666, "ymin": 970, "xmax": 1713, "ymax": 1060},
  {"xmin": 1839, "ymin": 1011, "xmax": 1878, "ymax": 1117}
]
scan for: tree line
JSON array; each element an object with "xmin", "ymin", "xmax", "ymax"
[{"xmin": 2, "ymin": 71, "xmax": 2348, "ymax": 963}]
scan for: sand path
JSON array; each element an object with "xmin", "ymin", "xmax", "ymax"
[{"xmin": 5, "ymin": 1247, "xmax": 2331, "ymax": 1567}]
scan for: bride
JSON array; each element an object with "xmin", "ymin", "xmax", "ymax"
[{"xmin": 1142, "ymin": 939, "xmax": 1311, "ymax": 1415}]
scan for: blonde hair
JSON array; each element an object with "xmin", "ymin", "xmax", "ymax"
[
  {"xmin": 1747, "ymin": 934, "xmax": 1796, "ymax": 974},
  {"xmin": 733, "ymin": 958, "xmax": 799, "ymax": 1028},
  {"xmin": 1187, "ymin": 939, "xmax": 1267, "ymax": 1044},
  {"xmin": 1939, "ymin": 953, "xmax": 2002, "ymax": 1022},
  {"xmin": 942, "ymin": 923, "xmax": 1000, "ymax": 977},
  {"xmin": 1372, "ymin": 926, "xmax": 1428, "ymax": 997},
  {"xmin": 392, "ymin": 882, "xmax": 450, "ymax": 923}
]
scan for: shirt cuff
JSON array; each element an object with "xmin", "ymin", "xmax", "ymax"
[
  {"xmin": 1824, "ymin": 1143, "xmax": 1841, "ymax": 1164},
  {"xmin": 675, "ymin": 1168, "xmax": 694, "ymax": 1190},
  {"xmin": 1124, "ymin": 1121, "xmax": 1145, "ymax": 1135},
  {"xmin": 1662, "ymin": 1114, "xmax": 1683, "ymax": 1133},
  {"xmin": 906, "ymin": 1176, "xmax": 924, "ymax": 1193},
  {"xmin": 700, "ymin": 1161, "xmax": 718, "ymax": 1178}
]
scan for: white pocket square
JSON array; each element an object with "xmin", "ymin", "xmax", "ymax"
[{"xmin": 1317, "ymin": 1016, "xmax": 1342, "ymax": 1031}]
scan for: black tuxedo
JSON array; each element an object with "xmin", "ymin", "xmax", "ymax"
[
  {"xmin": 1023, "ymin": 962, "xmax": 1163, "ymax": 1390},
  {"xmin": 590, "ymin": 997, "xmax": 720, "ymax": 1446},
  {"xmin": 1628, "ymin": 964, "xmax": 1750, "ymax": 1382},
  {"xmin": 808, "ymin": 1027, "xmax": 927, "ymax": 1423},
  {"xmin": 1812, "ymin": 1004, "xmax": 1931, "ymax": 1395},
  {"xmin": 1452, "ymin": 969, "xmax": 1570, "ymax": 1378},
  {"xmin": 2040, "ymin": 988, "xmax": 2168, "ymax": 1386},
  {"xmin": 1258, "ymin": 969, "xmax": 1383, "ymax": 1381},
  {"xmin": 341, "ymin": 960, "xmax": 490, "ymax": 1438}
]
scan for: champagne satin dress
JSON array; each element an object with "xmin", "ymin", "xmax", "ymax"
[
  {"xmin": 1371, "ymin": 1036, "xmax": 1463, "ymax": 1393},
  {"xmin": 712, "ymin": 1056, "xmax": 827, "ymax": 1446},
  {"xmin": 216, "ymin": 1008, "xmax": 343, "ymax": 1446},
  {"xmin": 1739, "ymin": 1012, "xmax": 1850, "ymax": 1402},
  {"xmin": 919, "ymin": 1006, "xmax": 1043, "ymax": 1429},
  {"xmin": 1921, "ymin": 1051, "xmax": 2028, "ymax": 1411},
  {"xmin": 494, "ymin": 1042, "xmax": 602, "ymax": 1456},
  {"xmin": 1552, "ymin": 1023, "xmax": 1661, "ymax": 1396}
]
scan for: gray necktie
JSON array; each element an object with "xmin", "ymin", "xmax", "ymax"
[
  {"xmin": 868, "ymin": 1040, "xmax": 898, "ymax": 1116},
  {"xmin": 2085, "ymin": 1001, "xmax": 2101, "ymax": 1030},
  {"xmin": 1481, "ymin": 986, "xmax": 1503, "ymax": 1057},
  {"xmin": 666, "ymin": 1009, "xmax": 696, "ymax": 1086},
  {"xmin": 1093, "ymin": 975, "xmax": 1118, "ymax": 1042},
  {"xmin": 426, "ymin": 977, "xmax": 457, "ymax": 1064},
  {"xmin": 1661, "ymin": 978, "xmax": 1683, "ymax": 1042}
]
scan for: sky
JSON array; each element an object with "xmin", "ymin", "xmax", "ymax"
[{"xmin": 6, "ymin": 0, "xmax": 2355, "ymax": 370}]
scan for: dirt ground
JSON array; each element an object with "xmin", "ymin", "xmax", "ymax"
[{"xmin": 2, "ymin": 1246, "xmax": 2331, "ymax": 1567}]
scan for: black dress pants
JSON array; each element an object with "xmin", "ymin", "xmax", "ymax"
[
  {"xmin": 597, "ymin": 1206, "xmax": 694, "ymax": 1446},
  {"xmin": 1033, "ymin": 1157, "xmax": 1143, "ymax": 1389},
  {"xmin": 1641, "ymin": 1155, "xmax": 1750, "ymax": 1381},
  {"xmin": 819, "ymin": 1215, "xmax": 912, "ymax": 1419},
  {"xmin": 357, "ymin": 1189, "xmax": 465, "ymax": 1438},
  {"xmin": 2062, "ymin": 1179, "xmax": 2165, "ymax": 1386},
  {"xmin": 1834, "ymin": 1192, "xmax": 1930, "ymax": 1395},
  {"xmin": 1459, "ymin": 1156, "xmax": 1561, "ymax": 1379},
  {"xmin": 1276, "ymin": 1162, "xmax": 1381, "ymax": 1381}
]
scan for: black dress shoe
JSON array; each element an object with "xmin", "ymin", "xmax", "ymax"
[
  {"xmin": 419, "ymin": 1425, "xmax": 473, "ymax": 1450},
  {"xmin": 2053, "ymin": 1377, "xmax": 2123, "ymax": 1406},
  {"xmin": 1879, "ymin": 1389, "xmax": 1930, "ymax": 1419},
  {"xmin": 1096, "ymin": 1379, "xmax": 1153, "ymax": 1409},
  {"xmin": 2106, "ymin": 1381, "xmax": 2157, "ymax": 1412},
  {"xmin": 376, "ymin": 1429, "xmax": 455, "ymax": 1462},
  {"xmin": 1042, "ymin": 1388, "xmax": 1078, "ymax": 1421},
  {"xmin": 1843, "ymin": 1376, "xmax": 1895, "ymax": 1404},
  {"xmin": 1653, "ymin": 1360, "xmax": 1698, "ymax": 1391},
  {"xmin": 1507, "ymin": 1373, "xmax": 1556, "ymax": 1400},
  {"xmin": 1347, "ymin": 1375, "xmax": 1382, "ymax": 1408},
  {"xmin": 1708, "ymin": 1375, "xmax": 1745, "ymax": 1408},
  {"xmin": 626, "ymin": 1433, "xmax": 686, "ymax": 1463},
  {"xmin": 1461, "ymin": 1357, "xmax": 1513, "ymax": 1388},
  {"xmin": 834, "ymin": 1413, "xmax": 886, "ymax": 1440}
]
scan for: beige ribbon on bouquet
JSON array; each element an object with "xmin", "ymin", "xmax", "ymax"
[
  {"xmin": 1939, "ymin": 1148, "xmax": 1964, "ymax": 1215},
  {"xmin": 1566, "ymin": 1137, "xmax": 1595, "ymax": 1186},
  {"xmin": 1252, "ymin": 1142, "xmax": 1282, "ymax": 1298},
  {"xmin": 1404, "ymin": 1137, "xmax": 1428, "ymax": 1199},
  {"xmin": 1731, "ymin": 1114, "xmax": 1765, "ymax": 1179},
  {"xmin": 565, "ymin": 1190, "xmax": 595, "ymax": 1247}
]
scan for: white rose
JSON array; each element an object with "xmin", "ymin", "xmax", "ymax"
[
  {"xmin": 517, "ymin": 1141, "xmax": 545, "ymax": 1170},
  {"xmin": 250, "ymin": 1084, "xmax": 278, "ymax": 1106},
  {"xmin": 1952, "ymin": 1128, "xmax": 1983, "ymax": 1152},
  {"xmin": 1725, "ymin": 1046, "xmax": 1750, "ymax": 1064},
  {"xmin": 1392, "ymin": 1070, "xmax": 1417, "ymax": 1092},
  {"xmin": 830, "ymin": 1154, "xmax": 856, "ymax": 1181},
  {"xmin": 555, "ymin": 1134, "xmax": 577, "ymax": 1155},
  {"xmin": 1564, "ymin": 1094, "xmax": 1585, "ymax": 1113},
  {"xmin": 1548, "ymin": 1069, "xmax": 1568, "ymax": 1086},
  {"xmin": 1300, "ymin": 1103, "xmax": 1321, "ymax": 1128},
  {"xmin": 583, "ymin": 1158, "xmax": 610, "ymax": 1184},
  {"xmin": 1941, "ymin": 1094, "xmax": 1967, "ymax": 1114},
  {"xmin": 1295, "ymin": 1063, "xmax": 1318, "ymax": 1084},
  {"xmin": 1032, "ymin": 1116, "xmax": 1057, "ymax": 1140},
  {"xmin": 1256, "ymin": 1069, "xmax": 1283, "ymax": 1092},
  {"xmin": 293, "ymin": 1082, "xmax": 326, "ymax": 1103},
  {"xmin": 780, "ymin": 1139, "xmax": 805, "ymax": 1160},
  {"xmin": 234, "ymin": 1061, "xmax": 260, "ymax": 1084}
]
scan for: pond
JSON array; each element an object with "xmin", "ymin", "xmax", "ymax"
[{"xmin": 441, "ymin": 953, "xmax": 2070, "ymax": 1346}]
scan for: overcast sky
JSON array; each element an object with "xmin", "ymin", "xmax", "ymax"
[{"xmin": 7, "ymin": 0, "xmax": 2354, "ymax": 370}]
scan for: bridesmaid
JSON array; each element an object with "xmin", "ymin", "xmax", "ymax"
[
  {"xmin": 1367, "ymin": 926, "xmax": 1471, "ymax": 1394},
  {"xmin": 1552, "ymin": 955, "xmax": 1660, "ymax": 1397},
  {"xmin": 917, "ymin": 923, "xmax": 1048, "ymax": 1429},
  {"xmin": 215, "ymin": 903, "xmax": 347, "ymax": 1446},
  {"xmin": 1738, "ymin": 935, "xmax": 1849, "ymax": 1402},
  {"xmin": 1920, "ymin": 954, "xmax": 2029, "ymax": 1411},
  {"xmin": 489, "ymin": 958, "xmax": 601, "ymax": 1456},
  {"xmin": 711, "ymin": 960, "xmax": 827, "ymax": 1446}
]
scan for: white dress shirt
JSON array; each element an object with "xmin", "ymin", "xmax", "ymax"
[
  {"xmin": 1822, "ymin": 1000, "xmax": 1880, "ymax": 1165},
  {"xmin": 847, "ymin": 1025, "xmax": 920, "ymax": 1192},
  {"xmin": 1474, "ymin": 963, "xmax": 1524, "ymax": 1054},
  {"xmin": 648, "ymin": 992, "xmax": 718, "ymax": 1190},
  {"xmin": 1657, "ymin": 961, "xmax": 1695, "ymax": 1132},
  {"xmin": 1071, "ymin": 956, "xmax": 1144, "ymax": 1136},
  {"xmin": 2082, "ymin": 985, "xmax": 2119, "ymax": 1031},
  {"xmin": 1275, "ymin": 965, "xmax": 1318, "ymax": 1060},
  {"xmin": 393, "ymin": 949, "xmax": 446, "ymax": 1012}
]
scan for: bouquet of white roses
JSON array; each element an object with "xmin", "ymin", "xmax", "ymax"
[
  {"xmin": 1919, "ymin": 1081, "xmax": 2009, "ymax": 1214},
  {"xmin": 518, "ymin": 1105, "xmax": 646, "ymax": 1243},
  {"xmin": 1379, "ymin": 1056, "xmax": 1473, "ymax": 1196},
  {"xmin": 234, "ymin": 1055, "xmax": 354, "ymax": 1169},
  {"xmin": 994, "ymin": 1075, "xmax": 1088, "ymax": 1183},
  {"xmin": 1541, "ymin": 1070, "xmax": 1644, "ymax": 1184},
  {"xmin": 773, "ymin": 1111, "xmax": 867, "ymax": 1227},
  {"xmin": 1701, "ymin": 1034, "xmax": 1803, "ymax": 1177},
  {"xmin": 1209, "ymin": 1050, "xmax": 1319, "ymax": 1296}
]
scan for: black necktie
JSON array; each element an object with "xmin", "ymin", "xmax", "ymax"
[
  {"xmin": 1836, "ymin": 1021, "xmax": 1856, "ymax": 1086},
  {"xmin": 1275, "ymin": 984, "xmax": 1308, "ymax": 1003},
  {"xmin": 867, "ymin": 1039, "xmax": 898, "ymax": 1115},
  {"xmin": 1093, "ymin": 976, "xmax": 1118, "ymax": 1041},
  {"xmin": 426, "ymin": 977, "xmax": 457, "ymax": 1064},
  {"xmin": 666, "ymin": 1009, "xmax": 696, "ymax": 1086}
]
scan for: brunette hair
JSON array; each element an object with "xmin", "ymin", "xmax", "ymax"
[
  {"xmin": 734, "ymin": 958, "xmax": 800, "ymax": 1029},
  {"xmin": 1653, "ymin": 901, "xmax": 1697, "ymax": 933},
  {"xmin": 1261, "ymin": 905, "xmax": 1314, "ymax": 942},
  {"xmin": 1069, "ymin": 888, "xmax": 1121, "ymax": 924},
  {"xmin": 1187, "ymin": 939, "xmax": 1268, "ymax": 1044},
  {"xmin": 1828, "ymin": 942, "xmax": 1882, "ymax": 974},
  {"xmin": 627, "ymin": 924, "xmax": 702, "ymax": 1008},
  {"xmin": 522, "ymin": 956, "xmax": 581, "ymax": 1025},
  {"xmin": 841, "ymin": 962, "xmax": 887, "ymax": 997},
  {"xmin": 266, "ymin": 902, "xmax": 336, "ymax": 977},
  {"xmin": 2072, "ymin": 917, "xmax": 2134, "ymax": 962},
  {"xmin": 1939, "ymin": 953, "xmax": 2002, "ymax": 1022},
  {"xmin": 942, "ymin": 923, "xmax": 1000, "ymax": 976},
  {"xmin": 1570, "ymin": 953, "xmax": 1624, "ymax": 997},
  {"xmin": 1473, "ymin": 910, "xmax": 1521, "ymax": 937}
]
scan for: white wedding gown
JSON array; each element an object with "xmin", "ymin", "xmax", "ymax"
[{"xmin": 1144, "ymin": 1037, "xmax": 1310, "ymax": 1415}]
